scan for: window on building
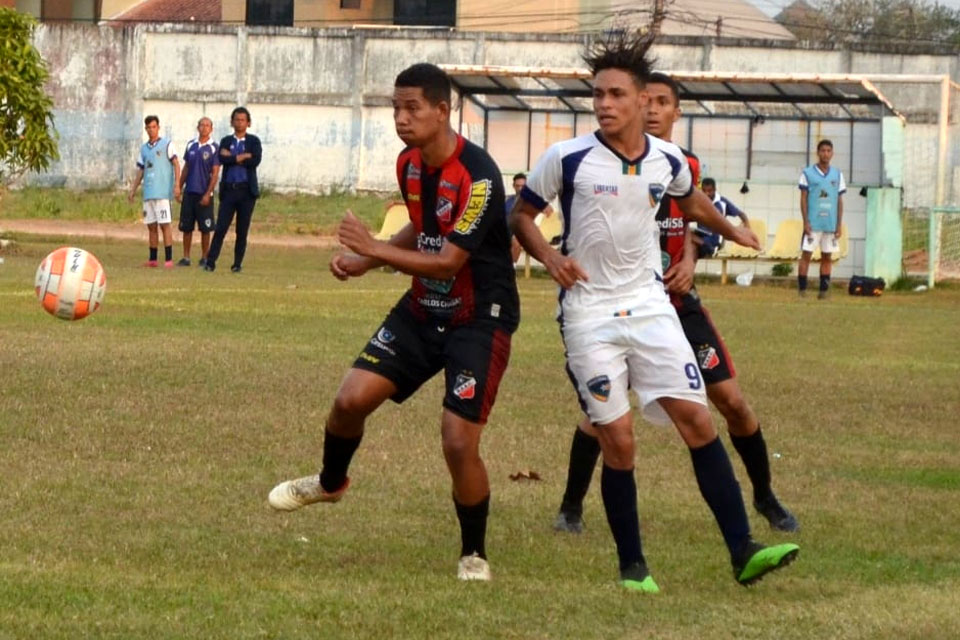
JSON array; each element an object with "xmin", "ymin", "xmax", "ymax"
[
  {"xmin": 393, "ymin": 0, "xmax": 455, "ymax": 27},
  {"xmin": 246, "ymin": 0, "xmax": 293, "ymax": 26},
  {"xmin": 340, "ymin": 0, "xmax": 361, "ymax": 9}
]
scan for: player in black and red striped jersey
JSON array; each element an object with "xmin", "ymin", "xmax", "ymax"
[
  {"xmin": 553, "ymin": 72, "xmax": 798, "ymax": 536},
  {"xmin": 268, "ymin": 63, "xmax": 519, "ymax": 582}
]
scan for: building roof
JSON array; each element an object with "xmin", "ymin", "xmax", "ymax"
[
  {"xmin": 110, "ymin": 0, "xmax": 222, "ymax": 23},
  {"xmin": 643, "ymin": 0, "xmax": 797, "ymax": 40}
]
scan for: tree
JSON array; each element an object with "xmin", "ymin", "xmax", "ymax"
[
  {"xmin": 0, "ymin": 8, "xmax": 58, "ymax": 183},
  {"xmin": 776, "ymin": 0, "xmax": 960, "ymax": 48}
]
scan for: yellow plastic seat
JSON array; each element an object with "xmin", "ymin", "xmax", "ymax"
[
  {"xmin": 716, "ymin": 218, "xmax": 766, "ymax": 258},
  {"xmin": 766, "ymin": 219, "xmax": 804, "ymax": 260},
  {"xmin": 375, "ymin": 202, "xmax": 410, "ymax": 241},
  {"xmin": 537, "ymin": 211, "xmax": 563, "ymax": 245}
]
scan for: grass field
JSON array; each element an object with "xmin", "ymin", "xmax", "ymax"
[{"xmin": 1, "ymin": 234, "xmax": 959, "ymax": 639}]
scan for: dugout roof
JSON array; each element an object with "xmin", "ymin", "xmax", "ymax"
[{"xmin": 439, "ymin": 65, "xmax": 904, "ymax": 122}]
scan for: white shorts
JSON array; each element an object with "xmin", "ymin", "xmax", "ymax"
[
  {"xmin": 801, "ymin": 230, "xmax": 839, "ymax": 254},
  {"xmin": 143, "ymin": 199, "xmax": 172, "ymax": 225},
  {"xmin": 561, "ymin": 299, "xmax": 708, "ymax": 426}
]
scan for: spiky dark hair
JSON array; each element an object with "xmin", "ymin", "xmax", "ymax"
[
  {"xmin": 582, "ymin": 30, "xmax": 656, "ymax": 86},
  {"xmin": 395, "ymin": 63, "xmax": 452, "ymax": 106}
]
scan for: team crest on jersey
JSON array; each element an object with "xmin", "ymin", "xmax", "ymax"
[
  {"xmin": 593, "ymin": 184, "xmax": 618, "ymax": 196},
  {"xmin": 454, "ymin": 179, "xmax": 491, "ymax": 234},
  {"xmin": 454, "ymin": 373, "xmax": 477, "ymax": 400},
  {"xmin": 586, "ymin": 375, "xmax": 611, "ymax": 402},
  {"xmin": 202, "ymin": 151, "xmax": 210, "ymax": 160},
  {"xmin": 697, "ymin": 345, "xmax": 720, "ymax": 370},
  {"xmin": 648, "ymin": 183, "xmax": 666, "ymax": 207},
  {"xmin": 406, "ymin": 163, "xmax": 421, "ymax": 180},
  {"xmin": 436, "ymin": 197, "xmax": 453, "ymax": 223}
]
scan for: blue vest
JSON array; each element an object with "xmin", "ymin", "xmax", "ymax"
[
  {"xmin": 140, "ymin": 138, "xmax": 175, "ymax": 201},
  {"xmin": 803, "ymin": 165, "xmax": 841, "ymax": 232}
]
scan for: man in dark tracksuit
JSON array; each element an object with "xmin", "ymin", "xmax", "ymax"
[{"xmin": 205, "ymin": 106, "xmax": 262, "ymax": 273}]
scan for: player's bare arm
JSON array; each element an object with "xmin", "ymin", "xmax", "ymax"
[
  {"xmin": 678, "ymin": 189, "xmax": 760, "ymax": 251},
  {"xmin": 836, "ymin": 194, "xmax": 844, "ymax": 238},
  {"xmin": 128, "ymin": 168, "xmax": 144, "ymax": 203},
  {"xmin": 330, "ymin": 219, "xmax": 417, "ymax": 280},
  {"xmin": 202, "ymin": 164, "xmax": 220, "ymax": 207},
  {"xmin": 800, "ymin": 190, "xmax": 811, "ymax": 236},
  {"xmin": 172, "ymin": 156, "xmax": 182, "ymax": 201},
  {"xmin": 338, "ymin": 211, "xmax": 468, "ymax": 280},
  {"xmin": 509, "ymin": 198, "xmax": 588, "ymax": 289},
  {"xmin": 663, "ymin": 226, "xmax": 696, "ymax": 295}
]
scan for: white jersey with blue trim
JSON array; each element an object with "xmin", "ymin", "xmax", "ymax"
[{"xmin": 522, "ymin": 131, "xmax": 693, "ymax": 321}]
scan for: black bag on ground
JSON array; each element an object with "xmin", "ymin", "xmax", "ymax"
[{"xmin": 848, "ymin": 275, "xmax": 885, "ymax": 296}]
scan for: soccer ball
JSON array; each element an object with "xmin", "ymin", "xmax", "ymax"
[{"xmin": 35, "ymin": 247, "xmax": 107, "ymax": 320}]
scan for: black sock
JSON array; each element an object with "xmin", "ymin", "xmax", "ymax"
[
  {"xmin": 164, "ymin": 245, "xmax": 173, "ymax": 262},
  {"xmin": 319, "ymin": 430, "xmax": 362, "ymax": 493},
  {"xmin": 600, "ymin": 465, "xmax": 645, "ymax": 571},
  {"xmin": 689, "ymin": 437, "xmax": 750, "ymax": 557},
  {"xmin": 729, "ymin": 427, "xmax": 773, "ymax": 504},
  {"xmin": 560, "ymin": 427, "xmax": 601, "ymax": 516},
  {"xmin": 149, "ymin": 247, "xmax": 158, "ymax": 261},
  {"xmin": 820, "ymin": 275, "xmax": 830, "ymax": 292},
  {"xmin": 798, "ymin": 275, "xmax": 808, "ymax": 291},
  {"xmin": 454, "ymin": 494, "xmax": 489, "ymax": 559}
]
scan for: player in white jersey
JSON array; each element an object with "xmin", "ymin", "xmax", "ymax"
[{"xmin": 510, "ymin": 33, "xmax": 799, "ymax": 591}]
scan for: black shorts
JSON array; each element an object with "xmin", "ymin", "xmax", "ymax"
[
  {"xmin": 676, "ymin": 292, "xmax": 736, "ymax": 385},
  {"xmin": 352, "ymin": 301, "xmax": 512, "ymax": 424},
  {"xmin": 179, "ymin": 193, "xmax": 215, "ymax": 233}
]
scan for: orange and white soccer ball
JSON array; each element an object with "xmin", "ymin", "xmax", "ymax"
[{"xmin": 35, "ymin": 247, "xmax": 107, "ymax": 320}]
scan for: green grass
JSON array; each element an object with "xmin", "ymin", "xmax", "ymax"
[
  {"xmin": 0, "ymin": 187, "xmax": 396, "ymax": 235},
  {"xmin": 2, "ymin": 235, "xmax": 960, "ymax": 639}
]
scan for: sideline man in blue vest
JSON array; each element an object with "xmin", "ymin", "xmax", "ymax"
[
  {"xmin": 204, "ymin": 107, "xmax": 262, "ymax": 273},
  {"xmin": 176, "ymin": 117, "xmax": 220, "ymax": 267},
  {"xmin": 128, "ymin": 115, "xmax": 181, "ymax": 268},
  {"xmin": 798, "ymin": 139, "xmax": 845, "ymax": 299}
]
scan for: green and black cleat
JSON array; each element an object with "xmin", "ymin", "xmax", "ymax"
[
  {"xmin": 733, "ymin": 540, "xmax": 799, "ymax": 586},
  {"xmin": 620, "ymin": 561, "xmax": 660, "ymax": 594}
]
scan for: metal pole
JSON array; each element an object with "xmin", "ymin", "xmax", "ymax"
[
  {"xmin": 526, "ymin": 110, "xmax": 533, "ymax": 170},
  {"xmin": 848, "ymin": 120, "xmax": 855, "ymax": 183},
  {"xmin": 746, "ymin": 119, "xmax": 754, "ymax": 180}
]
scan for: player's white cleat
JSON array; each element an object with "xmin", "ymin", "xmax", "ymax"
[
  {"xmin": 268, "ymin": 475, "xmax": 350, "ymax": 512},
  {"xmin": 457, "ymin": 553, "xmax": 491, "ymax": 581}
]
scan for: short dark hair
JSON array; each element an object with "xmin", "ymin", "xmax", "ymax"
[
  {"xmin": 231, "ymin": 106, "xmax": 251, "ymax": 122},
  {"xmin": 817, "ymin": 139, "xmax": 833, "ymax": 150},
  {"xmin": 582, "ymin": 31, "xmax": 656, "ymax": 86},
  {"xmin": 144, "ymin": 115, "xmax": 159, "ymax": 126},
  {"xmin": 648, "ymin": 71, "xmax": 680, "ymax": 106},
  {"xmin": 395, "ymin": 63, "xmax": 452, "ymax": 106},
  {"xmin": 701, "ymin": 177, "xmax": 716, "ymax": 188},
  {"xmin": 512, "ymin": 173, "xmax": 526, "ymax": 182}
]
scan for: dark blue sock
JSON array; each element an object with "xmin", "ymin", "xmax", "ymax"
[
  {"xmin": 689, "ymin": 437, "xmax": 750, "ymax": 558},
  {"xmin": 561, "ymin": 427, "xmax": 601, "ymax": 516},
  {"xmin": 164, "ymin": 245, "xmax": 173, "ymax": 262},
  {"xmin": 454, "ymin": 494, "xmax": 489, "ymax": 559},
  {"xmin": 729, "ymin": 427, "xmax": 773, "ymax": 503},
  {"xmin": 820, "ymin": 275, "xmax": 830, "ymax": 292},
  {"xmin": 319, "ymin": 430, "xmax": 361, "ymax": 493},
  {"xmin": 798, "ymin": 275, "xmax": 808, "ymax": 291},
  {"xmin": 600, "ymin": 465, "xmax": 645, "ymax": 571},
  {"xmin": 149, "ymin": 247, "xmax": 158, "ymax": 261}
]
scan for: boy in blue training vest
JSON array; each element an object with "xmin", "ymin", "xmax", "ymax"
[
  {"xmin": 798, "ymin": 139, "xmax": 845, "ymax": 298},
  {"xmin": 128, "ymin": 115, "xmax": 181, "ymax": 268}
]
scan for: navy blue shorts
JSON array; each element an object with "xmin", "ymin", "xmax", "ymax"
[{"xmin": 352, "ymin": 301, "xmax": 512, "ymax": 425}]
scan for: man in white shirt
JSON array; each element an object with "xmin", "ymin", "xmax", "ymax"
[{"xmin": 510, "ymin": 33, "xmax": 799, "ymax": 592}]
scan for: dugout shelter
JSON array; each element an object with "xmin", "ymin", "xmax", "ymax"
[{"xmin": 441, "ymin": 64, "xmax": 956, "ymax": 284}]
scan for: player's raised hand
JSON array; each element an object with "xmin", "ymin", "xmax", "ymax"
[
  {"xmin": 664, "ymin": 256, "xmax": 695, "ymax": 295},
  {"xmin": 544, "ymin": 253, "xmax": 589, "ymax": 290},
  {"xmin": 338, "ymin": 210, "xmax": 376, "ymax": 257},
  {"xmin": 729, "ymin": 226, "xmax": 761, "ymax": 251},
  {"xmin": 330, "ymin": 252, "xmax": 370, "ymax": 281}
]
